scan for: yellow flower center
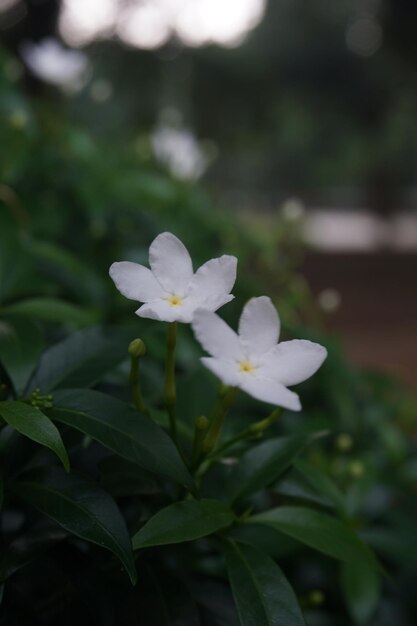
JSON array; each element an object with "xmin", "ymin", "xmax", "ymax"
[
  {"xmin": 167, "ymin": 295, "xmax": 183, "ymax": 307},
  {"xmin": 239, "ymin": 360, "xmax": 256, "ymax": 374}
]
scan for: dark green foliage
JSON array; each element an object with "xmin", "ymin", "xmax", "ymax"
[{"xmin": 0, "ymin": 47, "xmax": 416, "ymax": 626}]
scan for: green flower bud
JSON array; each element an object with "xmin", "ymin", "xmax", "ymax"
[
  {"xmin": 309, "ymin": 590, "xmax": 325, "ymax": 606},
  {"xmin": 195, "ymin": 416, "xmax": 209, "ymax": 431},
  {"xmin": 349, "ymin": 460, "xmax": 365, "ymax": 479},
  {"xmin": 128, "ymin": 338, "xmax": 146, "ymax": 358},
  {"xmin": 335, "ymin": 433, "xmax": 353, "ymax": 452}
]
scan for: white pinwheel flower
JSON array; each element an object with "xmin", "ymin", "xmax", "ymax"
[
  {"xmin": 109, "ymin": 232, "xmax": 237, "ymax": 323},
  {"xmin": 192, "ymin": 296, "xmax": 327, "ymax": 411}
]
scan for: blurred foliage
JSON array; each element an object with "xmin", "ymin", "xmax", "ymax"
[{"xmin": 0, "ymin": 46, "xmax": 417, "ymax": 626}]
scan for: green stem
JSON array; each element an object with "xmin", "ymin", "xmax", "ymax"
[
  {"xmin": 191, "ymin": 416, "xmax": 209, "ymax": 465},
  {"xmin": 201, "ymin": 387, "xmax": 238, "ymax": 455},
  {"xmin": 130, "ymin": 355, "xmax": 149, "ymax": 415},
  {"xmin": 0, "ymin": 383, "xmax": 8, "ymax": 401},
  {"xmin": 208, "ymin": 407, "xmax": 283, "ymax": 460},
  {"xmin": 164, "ymin": 322, "xmax": 178, "ymax": 442}
]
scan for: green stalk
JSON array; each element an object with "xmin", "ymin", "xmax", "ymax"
[
  {"xmin": 202, "ymin": 387, "xmax": 238, "ymax": 454},
  {"xmin": 191, "ymin": 416, "xmax": 209, "ymax": 465},
  {"xmin": 129, "ymin": 339, "xmax": 149, "ymax": 415},
  {"xmin": 208, "ymin": 407, "xmax": 283, "ymax": 460},
  {"xmin": 164, "ymin": 322, "xmax": 178, "ymax": 442}
]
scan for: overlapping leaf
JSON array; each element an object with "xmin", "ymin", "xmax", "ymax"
[
  {"xmin": 52, "ymin": 389, "xmax": 194, "ymax": 489},
  {"xmin": 0, "ymin": 401, "xmax": 69, "ymax": 471},
  {"xmin": 132, "ymin": 499, "xmax": 235, "ymax": 550},
  {"xmin": 224, "ymin": 540, "xmax": 306, "ymax": 626},
  {"xmin": 14, "ymin": 468, "xmax": 137, "ymax": 584}
]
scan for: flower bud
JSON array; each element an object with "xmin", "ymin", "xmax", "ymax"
[
  {"xmin": 195, "ymin": 416, "xmax": 209, "ymax": 431},
  {"xmin": 335, "ymin": 433, "xmax": 353, "ymax": 452},
  {"xmin": 308, "ymin": 590, "xmax": 325, "ymax": 607},
  {"xmin": 349, "ymin": 460, "xmax": 365, "ymax": 479},
  {"xmin": 128, "ymin": 338, "xmax": 146, "ymax": 358}
]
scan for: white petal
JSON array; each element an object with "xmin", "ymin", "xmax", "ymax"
[
  {"xmin": 200, "ymin": 357, "xmax": 241, "ymax": 387},
  {"xmin": 136, "ymin": 300, "xmax": 181, "ymax": 322},
  {"xmin": 109, "ymin": 262, "xmax": 164, "ymax": 302},
  {"xmin": 192, "ymin": 309, "xmax": 242, "ymax": 359},
  {"xmin": 264, "ymin": 339, "xmax": 327, "ymax": 386},
  {"xmin": 240, "ymin": 376, "xmax": 301, "ymax": 411},
  {"xmin": 188, "ymin": 255, "xmax": 237, "ymax": 301},
  {"xmin": 199, "ymin": 293, "xmax": 235, "ymax": 312},
  {"xmin": 149, "ymin": 232, "xmax": 193, "ymax": 293},
  {"xmin": 136, "ymin": 296, "xmax": 203, "ymax": 323},
  {"xmin": 238, "ymin": 296, "xmax": 280, "ymax": 356}
]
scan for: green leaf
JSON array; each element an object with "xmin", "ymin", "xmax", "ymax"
[
  {"xmin": 132, "ymin": 499, "xmax": 234, "ymax": 550},
  {"xmin": 274, "ymin": 459, "xmax": 346, "ymax": 514},
  {"xmin": 293, "ymin": 459, "xmax": 346, "ymax": 513},
  {"xmin": 0, "ymin": 401, "xmax": 69, "ymax": 471},
  {"xmin": 0, "ymin": 317, "xmax": 43, "ymax": 393},
  {"xmin": 228, "ymin": 523, "xmax": 301, "ymax": 560},
  {"xmin": 98, "ymin": 455, "xmax": 160, "ymax": 497},
  {"xmin": 340, "ymin": 559, "xmax": 381, "ymax": 625},
  {"xmin": 249, "ymin": 506, "xmax": 377, "ymax": 567},
  {"xmin": 228, "ymin": 435, "xmax": 310, "ymax": 503},
  {"xmin": 274, "ymin": 470, "xmax": 333, "ymax": 509},
  {"xmin": 13, "ymin": 467, "xmax": 137, "ymax": 584},
  {"xmin": 224, "ymin": 540, "xmax": 306, "ymax": 626},
  {"xmin": 29, "ymin": 240, "xmax": 107, "ymax": 305},
  {"xmin": 27, "ymin": 326, "xmax": 134, "ymax": 392},
  {"xmin": 51, "ymin": 389, "xmax": 194, "ymax": 490},
  {"xmin": 1, "ymin": 297, "xmax": 98, "ymax": 327}
]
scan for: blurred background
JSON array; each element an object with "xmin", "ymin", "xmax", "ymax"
[
  {"xmin": 1, "ymin": 0, "xmax": 416, "ymax": 386},
  {"xmin": 2, "ymin": 5, "xmax": 417, "ymax": 624}
]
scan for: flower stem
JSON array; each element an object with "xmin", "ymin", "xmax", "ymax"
[
  {"xmin": 191, "ymin": 416, "xmax": 209, "ymax": 465},
  {"xmin": 129, "ymin": 339, "xmax": 149, "ymax": 415},
  {"xmin": 164, "ymin": 322, "xmax": 178, "ymax": 442},
  {"xmin": 130, "ymin": 355, "xmax": 149, "ymax": 415},
  {"xmin": 208, "ymin": 407, "xmax": 283, "ymax": 460},
  {"xmin": 201, "ymin": 386, "xmax": 238, "ymax": 455},
  {"xmin": 0, "ymin": 383, "xmax": 8, "ymax": 401}
]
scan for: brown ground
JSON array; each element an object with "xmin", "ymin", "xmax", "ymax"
[{"xmin": 302, "ymin": 252, "xmax": 417, "ymax": 388}]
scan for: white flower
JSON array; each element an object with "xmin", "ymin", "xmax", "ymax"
[
  {"xmin": 192, "ymin": 296, "xmax": 327, "ymax": 411},
  {"xmin": 20, "ymin": 38, "xmax": 89, "ymax": 89},
  {"xmin": 109, "ymin": 232, "xmax": 237, "ymax": 323}
]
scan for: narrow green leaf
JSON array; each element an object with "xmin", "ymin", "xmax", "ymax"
[
  {"xmin": 1, "ymin": 297, "xmax": 98, "ymax": 327},
  {"xmin": 293, "ymin": 459, "xmax": 346, "ymax": 513},
  {"xmin": 273, "ymin": 459, "xmax": 346, "ymax": 516},
  {"xmin": 228, "ymin": 523, "xmax": 300, "ymax": 560},
  {"xmin": 249, "ymin": 506, "xmax": 377, "ymax": 567},
  {"xmin": 0, "ymin": 317, "xmax": 43, "ymax": 393},
  {"xmin": 132, "ymin": 499, "xmax": 234, "ymax": 550},
  {"xmin": 228, "ymin": 435, "xmax": 310, "ymax": 503},
  {"xmin": 52, "ymin": 389, "xmax": 194, "ymax": 490},
  {"xmin": 98, "ymin": 455, "xmax": 160, "ymax": 496},
  {"xmin": 14, "ymin": 467, "xmax": 137, "ymax": 584},
  {"xmin": 27, "ymin": 326, "xmax": 134, "ymax": 392},
  {"xmin": 224, "ymin": 540, "xmax": 306, "ymax": 626},
  {"xmin": 274, "ymin": 470, "xmax": 334, "ymax": 509},
  {"xmin": 0, "ymin": 401, "xmax": 69, "ymax": 471},
  {"xmin": 340, "ymin": 559, "xmax": 381, "ymax": 625}
]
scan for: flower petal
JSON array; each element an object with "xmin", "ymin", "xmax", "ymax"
[
  {"xmin": 240, "ymin": 376, "xmax": 301, "ymax": 411},
  {"xmin": 109, "ymin": 262, "xmax": 164, "ymax": 302},
  {"xmin": 200, "ymin": 357, "xmax": 241, "ymax": 387},
  {"xmin": 136, "ymin": 298, "xmax": 196, "ymax": 323},
  {"xmin": 149, "ymin": 232, "xmax": 193, "ymax": 294},
  {"xmin": 199, "ymin": 293, "xmax": 235, "ymax": 313},
  {"xmin": 188, "ymin": 255, "xmax": 237, "ymax": 301},
  {"xmin": 238, "ymin": 296, "xmax": 280, "ymax": 356},
  {"xmin": 192, "ymin": 309, "xmax": 242, "ymax": 359},
  {"xmin": 263, "ymin": 339, "xmax": 327, "ymax": 386}
]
